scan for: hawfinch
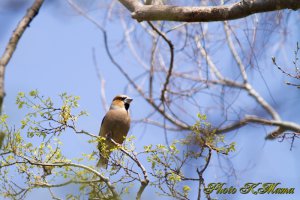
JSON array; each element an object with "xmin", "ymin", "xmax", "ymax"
[{"xmin": 97, "ymin": 95, "xmax": 133, "ymax": 168}]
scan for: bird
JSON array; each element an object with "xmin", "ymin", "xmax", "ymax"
[{"xmin": 97, "ymin": 94, "xmax": 133, "ymax": 168}]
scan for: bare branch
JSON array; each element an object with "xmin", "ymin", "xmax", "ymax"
[
  {"xmin": 132, "ymin": 118, "xmax": 182, "ymax": 131},
  {"xmin": 149, "ymin": 35, "xmax": 157, "ymax": 99},
  {"xmin": 223, "ymin": 21, "xmax": 248, "ymax": 83},
  {"xmin": 68, "ymin": 0, "xmax": 189, "ymax": 130},
  {"xmin": 118, "ymin": 0, "xmax": 300, "ymax": 22},
  {"xmin": 0, "ymin": 0, "xmax": 44, "ymax": 114},
  {"xmin": 196, "ymin": 36, "xmax": 245, "ymax": 88},
  {"xmin": 33, "ymin": 179, "xmax": 102, "ymax": 188},
  {"xmin": 196, "ymin": 148, "xmax": 212, "ymax": 200},
  {"xmin": 121, "ymin": 18, "xmax": 149, "ymax": 70},
  {"xmin": 136, "ymin": 180, "xmax": 148, "ymax": 200},
  {"xmin": 147, "ymin": 22, "xmax": 174, "ymax": 102},
  {"xmin": 243, "ymin": 83, "xmax": 281, "ymax": 120},
  {"xmin": 108, "ymin": 138, "xmax": 149, "ymax": 200},
  {"xmin": 92, "ymin": 48, "xmax": 109, "ymax": 113},
  {"xmin": 217, "ymin": 115, "xmax": 300, "ymax": 137},
  {"xmin": 196, "ymin": 34, "xmax": 280, "ymax": 121},
  {"xmin": 118, "ymin": 0, "xmax": 143, "ymax": 12},
  {"xmin": 16, "ymin": 155, "xmax": 120, "ymax": 199}
]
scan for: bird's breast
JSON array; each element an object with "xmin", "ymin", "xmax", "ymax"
[{"xmin": 100, "ymin": 109, "xmax": 130, "ymax": 144}]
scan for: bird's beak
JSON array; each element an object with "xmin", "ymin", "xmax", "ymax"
[{"xmin": 124, "ymin": 97, "xmax": 133, "ymax": 104}]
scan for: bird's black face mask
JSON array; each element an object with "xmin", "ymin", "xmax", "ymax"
[{"xmin": 125, "ymin": 103, "xmax": 130, "ymax": 111}]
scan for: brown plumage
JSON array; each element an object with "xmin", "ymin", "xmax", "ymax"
[{"xmin": 97, "ymin": 95, "xmax": 132, "ymax": 168}]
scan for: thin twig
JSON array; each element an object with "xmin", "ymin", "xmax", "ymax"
[
  {"xmin": 196, "ymin": 148, "xmax": 212, "ymax": 200},
  {"xmin": 92, "ymin": 48, "xmax": 109, "ymax": 112},
  {"xmin": 147, "ymin": 22, "xmax": 174, "ymax": 103},
  {"xmin": 223, "ymin": 21, "xmax": 248, "ymax": 83},
  {"xmin": 18, "ymin": 154, "xmax": 120, "ymax": 199},
  {"xmin": 68, "ymin": 0, "xmax": 189, "ymax": 130},
  {"xmin": 108, "ymin": 138, "xmax": 149, "ymax": 200},
  {"xmin": 217, "ymin": 115, "xmax": 300, "ymax": 137},
  {"xmin": 197, "ymin": 34, "xmax": 280, "ymax": 121}
]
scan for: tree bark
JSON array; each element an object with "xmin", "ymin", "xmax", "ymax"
[
  {"xmin": 118, "ymin": 0, "xmax": 300, "ymax": 22},
  {"xmin": 0, "ymin": 0, "xmax": 44, "ymax": 114}
]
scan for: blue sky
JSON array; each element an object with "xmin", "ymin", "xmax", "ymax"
[{"xmin": 1, "ymin": 1, "xmax": 300, "ymax": 199}]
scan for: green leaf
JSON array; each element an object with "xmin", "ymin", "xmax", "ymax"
[
  {"xmin": 18, "ymin": 92, "xmax": 25, "ymax": 98},
  {"xmin": 29, "ymin": 90, "xmax": 38, "ymax": 97},
  {"xmin": 183, "ymin": 185, "xmax": 191, "ymax": 192},
  {"xmin": 0, "ymin": 114, "xmax": 8, "ymax": 123}
]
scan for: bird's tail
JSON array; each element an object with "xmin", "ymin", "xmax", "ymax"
[
  {"xmin": 97, "ymin": 141, "xmax": 111, "ymax": 169},
  {"xmin": 96, "ymin": 156, "xmax": 109, "ymax": 169}
]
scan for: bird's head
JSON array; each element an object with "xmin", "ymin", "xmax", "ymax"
[{"xmin": 110, "ymin": 95, "xmax": 133, "ymax": 111}]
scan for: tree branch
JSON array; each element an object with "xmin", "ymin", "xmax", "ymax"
[
  {"xmin": 223, "ymin": 21, "xmax": 248, "ymax": 83},
  {"xmin": 216, "ymin": 115, "xmax": 300, "ymax": 139},
  {"xmin": 108, "ymin": 138, "xmax": 149, "ymax": 200},
  {"xmin": 0, "ymin": 0, "xmax": 44, "ymax": 114},
  {"xmin": 68, "ymin": 0, "xmax": 190, "ymax": 130},
  {"xmin": 118, "ymin": 0, "xmax": 300, "ymax": 22},
  {"xmin": 18, "ymin": 155, "xmax": 120, "ymax": 199},
  {"xmin": 147, "ymin": 22, "xmax": 174, "ymax": 103}
]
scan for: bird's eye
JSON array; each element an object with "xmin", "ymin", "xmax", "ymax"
[{"xmin": 121, "ymin": 97, "xmax": 127, "ymax": 100}]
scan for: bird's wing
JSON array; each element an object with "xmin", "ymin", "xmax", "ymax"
[
  {"xmin": 99, "ymin": 115, "xmax": 107, "ymax": 138},
  {"xmin": 101, "ymin": 115, "xmax": 106, "ymax": 127}
]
